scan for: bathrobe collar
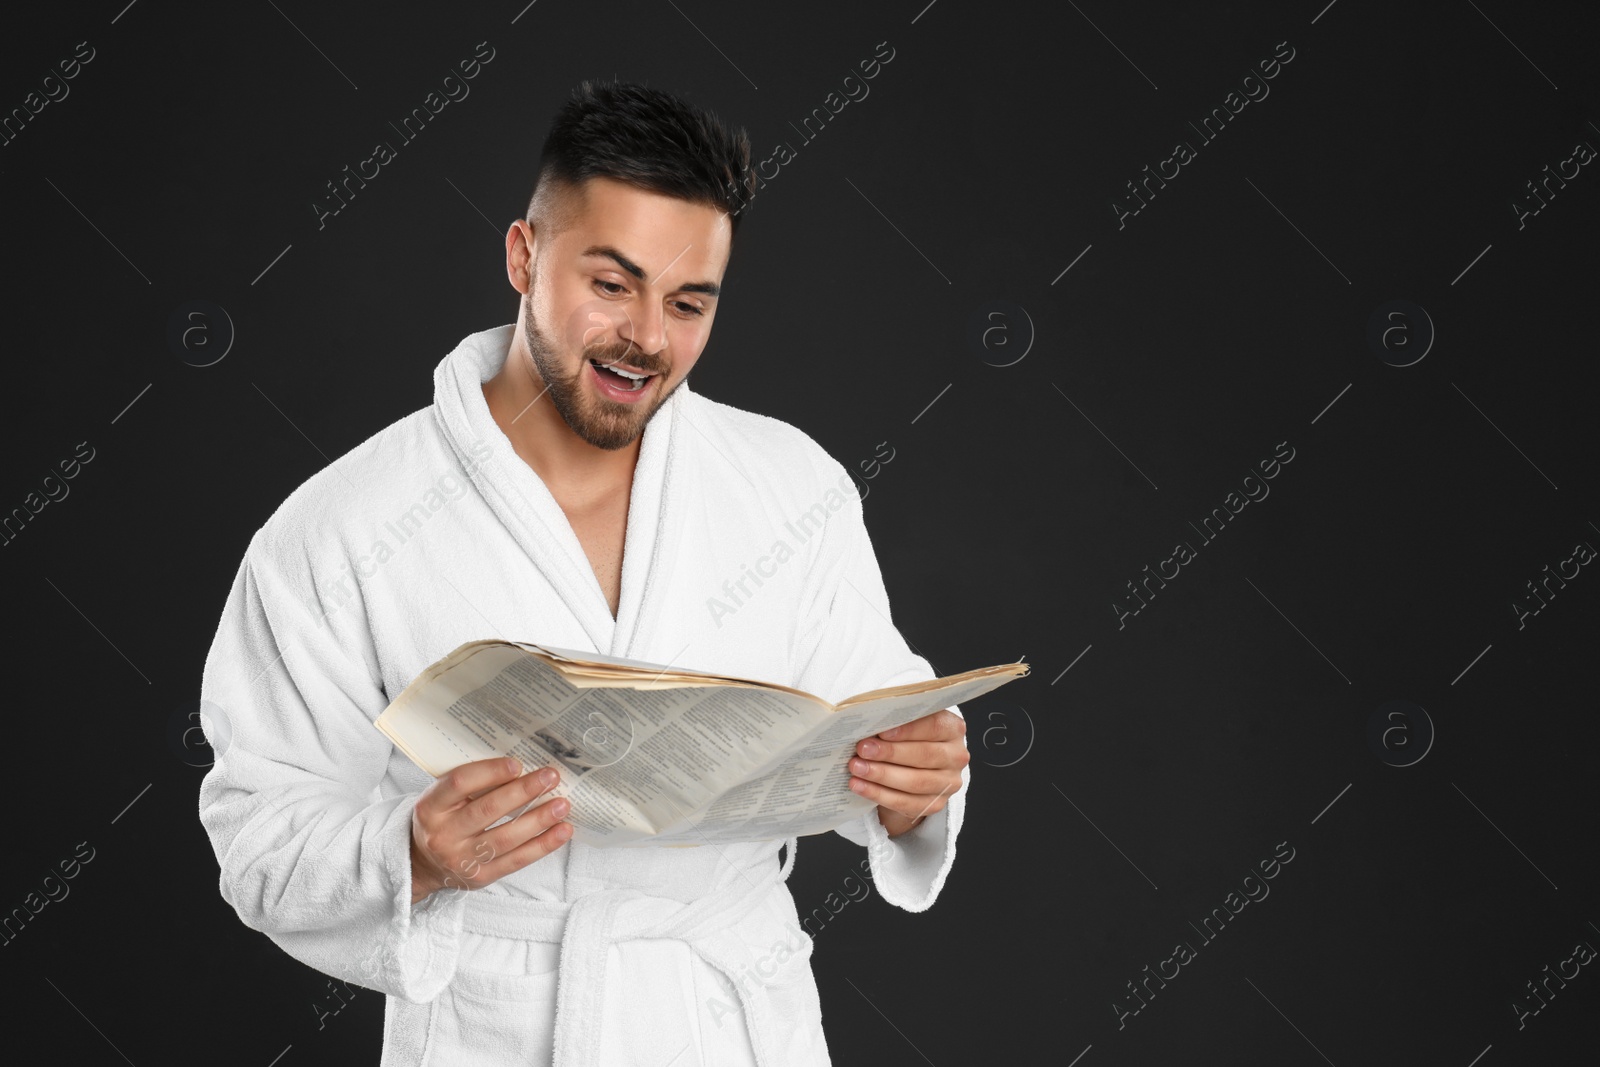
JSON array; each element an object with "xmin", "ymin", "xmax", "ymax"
[{"xmin": 430, "ymin": 323, "xmax": 690, "ymax": 659}]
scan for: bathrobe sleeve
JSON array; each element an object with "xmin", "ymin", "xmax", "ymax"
[
  {"xmin": 790, "ymin": 465, "xmax": 968, "ymax": 914},
  {"xmin": 196, "ymin": 529, "xmax": 467, "ymax": 1003}
]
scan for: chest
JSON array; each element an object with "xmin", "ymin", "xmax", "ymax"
[{"xmin": 561, "ymin": 492, "xmax": 631, "ymax": 618}]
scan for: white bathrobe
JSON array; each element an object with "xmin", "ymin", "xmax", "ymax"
[{"xmin": 197, "ymin": 323, "xmax": 969, "ymax": 1066}]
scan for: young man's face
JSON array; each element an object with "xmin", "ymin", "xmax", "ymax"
[{"xmin": 514, "ymin": 176, "xmax": 732, "ymax": 451}]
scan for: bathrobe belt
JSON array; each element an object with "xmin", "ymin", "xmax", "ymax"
[{"xmin": 455, "ymin": 837, "xmax": 799, "ymax": 1067}]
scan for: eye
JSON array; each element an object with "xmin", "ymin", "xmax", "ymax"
[{"xmin": 594, "ymin": 278, "xmax": 706, "ymax": 317}]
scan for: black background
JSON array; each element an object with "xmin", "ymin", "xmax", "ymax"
[{"xmin": 3, "ymin": 1, "xmax": 1598, "ymax": 1064}]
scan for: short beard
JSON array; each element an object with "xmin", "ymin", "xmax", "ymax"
[{"xmin": 520, "ymin": 281, "xmax": 679, "ymax": 451}]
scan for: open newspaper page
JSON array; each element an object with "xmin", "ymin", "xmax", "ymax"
[
  {"xmin": 375, "ymin": 642, "xmax": 840, "ymax": 846},
  {"xmin": 374, "ymin": 640, "xmax": 1028, "ymax": 848},
  {"xmin": 648, "ymin": 669, "xmax": 1024, "ymax": 846}
]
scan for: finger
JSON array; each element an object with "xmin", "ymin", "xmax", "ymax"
[
  {"xmin": 473, "ymin": 817, "xmax": 573, "ymax": 884},
  {"xmin": 849, "ymin": 757, "xmax": 954, "ymax": 797},
  {"xmin": 879, "ymin": 708, "xmax": 965, "ymax": 743},
  {"xmin": 855, "ymin": 737, "xmax": 969, "ymax": 770},
  {"xmin": 428, "ymin": 755, "xmax": 527, "ymax": 810},
  {"xmin": 433, "ymin": 793, "xmax": 572, "ymax": 892},
  {"xmin": 493, "ymin": 791, "xmax": 571, "ymax": 849},
  {"xmin": 848, "ymin": 775, "xmax": 954, "ymax": 821},
  {"xmin": 446, "ymin": 763, "xmax": 563, "ymax": 837}
]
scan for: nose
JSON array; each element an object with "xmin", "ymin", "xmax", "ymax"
[{"xmin": 618, "ymin": 297, "xmax": 666, "ymax": 362}]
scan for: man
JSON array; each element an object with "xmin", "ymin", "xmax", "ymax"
[{"xmin": 198, "ymin": 79, "xmax": 970, "ymax": 1066}]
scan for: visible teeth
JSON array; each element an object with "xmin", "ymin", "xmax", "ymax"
[
  {"xmin": 593, "ymin": 359, "xmax": 649, "ymax": 391},
  {"xmin": 594, "ymin": 359, "xmax": 647, "ymax": 380}
]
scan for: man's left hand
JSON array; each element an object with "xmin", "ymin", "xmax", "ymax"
[{"xmin": 849, "ymin": 708, "xmax": 968, "ymax": 837}]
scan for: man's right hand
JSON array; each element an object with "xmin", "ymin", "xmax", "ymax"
[{"xmin": 409, "ymin": 756, "xmax": 573, "ymax": 904}]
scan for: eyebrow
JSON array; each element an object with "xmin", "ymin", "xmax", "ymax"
[{"xmin": 581, "ymin": 245, "xmax": 721, "ymax": 297}]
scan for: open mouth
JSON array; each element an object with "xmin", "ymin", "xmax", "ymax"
[{"xmin": 588, "ymin": 358, "xmax": 656, "ymax": 393}]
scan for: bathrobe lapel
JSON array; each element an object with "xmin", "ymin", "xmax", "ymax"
[
  {"xmin": 431, "ymin": 323, "xmax": 688, "ymax": 661},
  {"xmin": 609, "ymin": 385, "xmax": 691, "ymax": 661}
]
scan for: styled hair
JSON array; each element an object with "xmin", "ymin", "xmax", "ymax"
[{"xmin": 526, "ymin": 78, "xmax": 757, "ymax": 241}]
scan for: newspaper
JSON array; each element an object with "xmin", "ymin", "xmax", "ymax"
[{"xmin": 374, "ymin": 640, "xmax": 1030, "ymax": 847}]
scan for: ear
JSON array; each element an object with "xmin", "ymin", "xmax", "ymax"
[{"xmin": 506, "ymin": 219, "xmax": 536, "ymax": 294}]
